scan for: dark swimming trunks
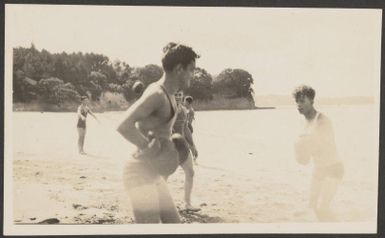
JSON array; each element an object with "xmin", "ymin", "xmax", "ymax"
[{"xmin": 172, "ymin": 134, "xmax": 190, "ymax": 165}]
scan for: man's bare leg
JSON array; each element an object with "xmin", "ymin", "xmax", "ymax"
[
  {"xmin": 156, "ymin": 177, "xmax": 181, "ymax": 223},
  {"xmin": 316, "ymin": 177, "xmax": 340, "ymax": 222},
  {"xmin": 126, "ymin": 183, "xmax": 161, "ymax": 223},
  {"xmin": 180, "ymin": 154, "xmax": 200, "ymax": 211},
  {"xmin": 77, "ymin": 128, "xmax": 86, "ymax": 154},
  {"xmin": 309, "ymin": 173, "xmax": 323, "ymax": 212}
]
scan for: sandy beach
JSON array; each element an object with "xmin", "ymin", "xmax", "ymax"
[{"xmin": 11, "ymin": 106, "xmax": 378, "ymax": 225}]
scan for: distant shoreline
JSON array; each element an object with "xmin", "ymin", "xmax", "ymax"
[
  {"xmin": 13, "ymin": 96, "xmax": 259, "ymax": 112},
  {"xmin": 13, "ymin": 103, "xmax": 376, "ymax": 113},
  {"xmin": 12, "ymin": 104, "xmax": 266, "ymax": 112},
  {"xmin": 12, "ymin": 94, "xmax": 375, "ymax": 113}
]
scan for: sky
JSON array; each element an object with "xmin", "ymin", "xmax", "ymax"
[{"xmin": 5, "ymin": 5, "xmax": 382, "ymax": 97}]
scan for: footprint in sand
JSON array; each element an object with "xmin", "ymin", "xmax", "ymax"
[{"xmin": 72, "ymin": 204, "xmax": 88, "ymax": 210}]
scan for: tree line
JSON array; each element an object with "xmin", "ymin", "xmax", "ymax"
[{"xmin": 13, "ymin": 44, "xmax": 255, "ymax": 108}]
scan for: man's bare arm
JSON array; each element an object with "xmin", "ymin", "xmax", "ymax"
[
  {"xmin": 184, "ymin": 122, "xmax": 198, "ymax": 157},
  {"xmin": 184, "ymin": 123, "xmax": 195, "ymax": 148},
  {"xmin": 117, "ymin": 89, "xmax": 162, "ymax": 150},
  {"xmin": 87, "ymin": 107, "xmax": 98, "ymax": 121}
]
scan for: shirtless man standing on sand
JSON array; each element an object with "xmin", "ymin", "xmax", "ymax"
[
  {"xmin": 77, "ymin": 95, "xmax": 98, "ymax": 155},
  {"xmin": 117, "ymin": 42, "xmax": 199, "ymax": 223},
  {"xmin": 293, "ymin": 85, "xmax": 344, "ymax": 222}
]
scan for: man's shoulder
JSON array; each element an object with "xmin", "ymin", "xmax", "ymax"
[
  {"xmin": 78, "ymin": 105, "xmax": 87, "ymax": 111},
  {"xmin": 317, "ymin": 112, "xmax": 332, "ymax": 126},
  {"xmin": 181, "ymin": 105, "xmax": 188, "ymax": 113},
  {"xmin": 142, "ymin": 83, "xmax": 165, "ymax": 98},
  {"xmin": 144, "ymin": 82, "xmax": 159, "ymax": 92},
  {"xmin": 318, "ymin": 112, "xmax": 329, "ymax": 120},
  {"xmin": 138, "ymin": 83, "xmax": 169, "ymax": 109}
]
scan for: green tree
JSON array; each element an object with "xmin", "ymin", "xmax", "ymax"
[
  {"xmin": 13, "ymin": 70, "xmax": 38, "ymax": 102},
  {"xmin": 214, "ymin": 68, "xmax": 255, "ymax": 102},
  {"xmin": 87, "ymin": 71, "xmax": 107, "ymax": 101},
  {"xmin": 121, "ymin": 79, "xmax": 138, "ymax": 102},
  {"xmin": 133, "ymin": 64, "xmax": 163, "ymax": 86},
  {"xmin": 37, "ymin": 77, "xmax": 80, "ymax": 105},
  {"xmin": 185, "ymin": 67, "xmax": 214, "ymax": 101}
]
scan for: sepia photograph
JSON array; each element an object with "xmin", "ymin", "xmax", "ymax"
[{"xmin": 3, "ymin": 3, "xmax": 382, "ymax": 235}]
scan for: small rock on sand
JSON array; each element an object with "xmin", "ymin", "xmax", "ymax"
[{"xmin": 38, "ymin": 218, "xmax": 60, "ymax": 224}]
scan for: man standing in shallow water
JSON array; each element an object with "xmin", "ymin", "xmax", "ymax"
[
  {"xmin": 116, "ymin": 42, "xmax": 199, "ymax": 223},
  {"xmin": 293, "ymin": 85, "xmax": 344, "ymax": 222}
]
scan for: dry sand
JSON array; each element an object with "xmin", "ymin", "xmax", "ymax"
[{"xmin": 11, "ymin": 106, "xmax": 378, "ymax": 224}]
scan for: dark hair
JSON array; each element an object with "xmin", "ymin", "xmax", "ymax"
[
  {"xmin": 292, "ymin": 85, "xmax": 316, "ymax": 101},
  {"xmin": 81, "ymin": 96, "xmax": 88, "ymax": 101},
  {"xmin": 184, "ymin": 96, "xmax": 193, "ymax": 104},
  {"xmin": 162, "ymin": 42, "xmax": 199, "ymax": 72}
]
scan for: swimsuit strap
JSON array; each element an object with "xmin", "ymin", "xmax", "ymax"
[
  {"xmin": 159, "ymin": 85, "xmax": 176, "ymax": 123},
  {"xmin": 313, "ymin": 111, "xmax": 320, "ymax": 123},
  {"xmin": 315, "ymin": 111, "xmax": 320, "ymax": 120},
  {"xmin": 305, "ymin": 111, "xmax": 320, "ymax": 132}
]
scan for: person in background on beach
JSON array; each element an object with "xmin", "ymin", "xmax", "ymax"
[
  {"xmin": 172, "ymin": 91, "xmax": 200, "ymax": 212},
  {"xmin": 116, "ymin": 42, "xmax": 199, "ymax": 223},
  {"xmin": 293, "ymin": 85, "xmax": 344, "ymax": 222},
  {"xmin": 77, "ymin": 95, "xmax": 98, "ymax": 155},
  {"xmin": 184, "ymin": 95, "xmax": 198, "ymax": 165},
  {"xmin": 184, "ymin": 95, "xmax": 195, "ymax": 134}
]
